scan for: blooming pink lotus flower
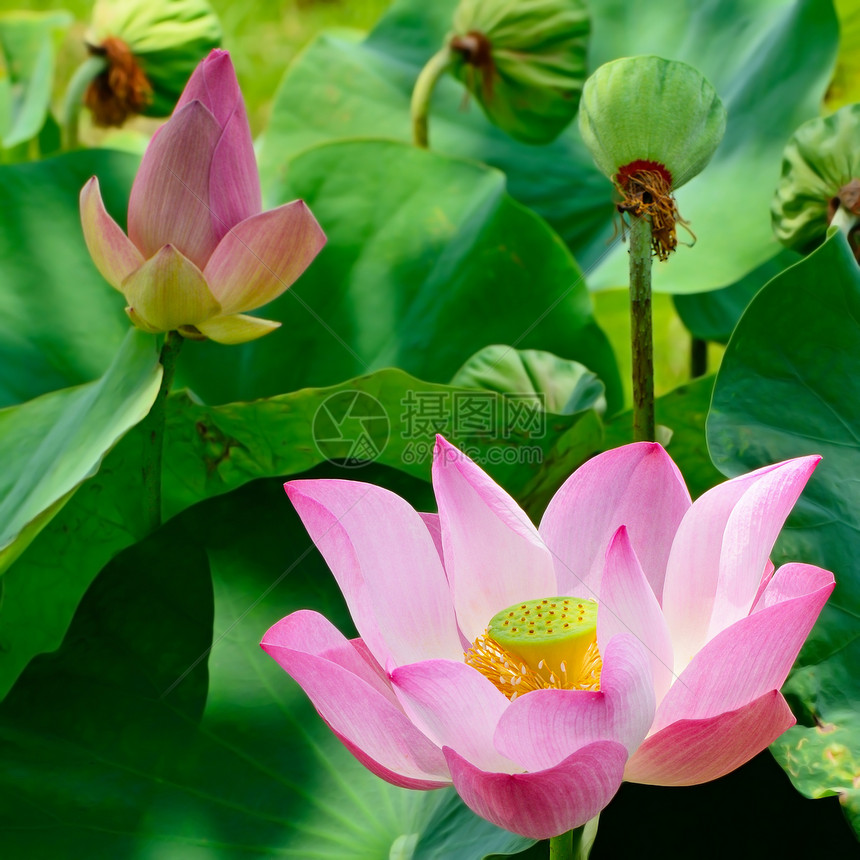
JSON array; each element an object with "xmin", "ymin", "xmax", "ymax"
[
  {"xmin": 80, "ymin": 49, "xmax": 325, "ymax": 344},
  {"xmin": 261, "ymin": 438, "xmax": 834, "ymax": 838}
]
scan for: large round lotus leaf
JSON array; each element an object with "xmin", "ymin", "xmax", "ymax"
[
  {"xmin": 673, "ymin": 250, "xmax": 799, "ymax": 344},
  {"xmin": 0, "ymin": 150, "xmax": 137, "ymax": 407},
  {"xmin": 708, "ymin": 231, "xmax": 860, "ymax": 840}
]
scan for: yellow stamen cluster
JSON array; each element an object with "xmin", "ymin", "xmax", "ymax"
[
  {"xmin": 466, "ymin": 634, "xmax": 602, "ymax": 700},
  {"xmin": 465, "ymin": 597, "xmax": 603, "ymax": 701}
]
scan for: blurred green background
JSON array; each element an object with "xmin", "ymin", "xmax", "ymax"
[
  {"xmin": 5, "ymin": 0, "xmax": 723, "ymax": 406},
  {"xmin": 9, "ymin": 0, "xmax": 392, "ymax": 132}
]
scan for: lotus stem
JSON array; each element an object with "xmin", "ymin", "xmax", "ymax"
[
  {"xmin": 411, "ymin": 47, "xmax": 452, "ymax": 149},
  {"xmin": 628, "ymin": 215, "xmax": 656, "ymax": 442},
  {"xmin": 549, "ymin": 817, "xmax": 600, "ymax": 859},
  {"xmin": 830, "ymin": 203, "xmax": 860, "ymax": 237},
  {"xmin": 141, "ymin": 330, "xmax": 183, "ymax": 534},
  {"xmin": 61, "ymin": 55, "xmax": 107, "ymax": 150}
]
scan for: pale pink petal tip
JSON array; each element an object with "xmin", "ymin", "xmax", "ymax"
[
  {"xmin": 431, "ymin": 433, "xmax": 556, "ymax": 643},
  {"xmin": 539, "ymin": 441, "xmax": 691, "ymax": 602},
  {"xmin": 203, "ymin": 200, "xmax": 326, "ymax": 315},
  {"xmin": 261, "ymin": 611, "xmax": 450, "ymax": 789},
  {"xmin": 80, "ymin": 176, "xmax": 144, "ymax": 291},
  {"xmin": 284, "ymin": 479, "xmax": 462, "ymax": 668}
]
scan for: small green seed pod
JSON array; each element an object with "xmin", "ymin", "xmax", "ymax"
[
  {"xmin": 771, "ymin": 103, "xmax": 860, "ymax": 256},
  {"xmin": 579, "ymin": 55, "xmax": 726, "ymax": 190},
  {"xmin": 85, "ymin": 0, "xmax": 221, "ymax": 125},
  {"xmin": 447, "ymin": 0, "xmax": 589, "ymax": 144},
  {"xmin": 578, "ymin": 55, "xmax": 726, "ymax": 259}
]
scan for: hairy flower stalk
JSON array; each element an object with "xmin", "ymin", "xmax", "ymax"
[
  {"xmin": 579, "ymin": 56, "xmax": 725, "ymax": 443},
  {"xmin": 140, "ymin": 330, "xmax": 182, "ymax": 533},
  {"xmin": 262, "ymin": 437, "xmax": 833, "ymax": 840},
  {"xmin": 411, "ymin": 47, "xmax": 453, "ymax": 148}
]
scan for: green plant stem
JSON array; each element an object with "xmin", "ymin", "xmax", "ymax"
[
  {"xmin": 549, "ymin": 817, "xmax": 600, "ymax": 859},
  {"xmin": 628, "ymin": 215, "xmax": 656, "ymax": 442},
  {"xmin": 690, "ymin": 336, "xmax": 708, "ymax": 378},
  {"xmin": 61, "ymin": 55, "xmax": 106, "ymax": 150},
  {"xmin": 830, "ymin": 204, "xmax": 859, "ymax": 235},
  {"xmin": 411, "ymin": 46, "xmax": 452, "ymax": 149},
  {"xmin": 141, "ymin": 331, "xmax": 183, "ymax": 534}
]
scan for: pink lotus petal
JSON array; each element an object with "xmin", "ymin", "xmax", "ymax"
[
  {"xmin": 176, "ymin": 49, "xmax": 242, "ymax": 128},
  {"xmin": 494, "ymin": 634, "xmax": 654, "ymax": 771},
  {"xmin": 598, "ymin": 527, "xmax": 675, "ymax": 704},
  {"xmin": 539, "ymin": 443, "xmax": 690, "ymax": 603},
  {"xmin": 433, "ymin": 436, "xmax": 556, "ymax": 643},
  {"xmin": 174, "ymin": 51, "xmax": 260, "ymax": 234},
  {"xmin": 196, "ymin": 313, "xmax": 280, "ymax": 344},
  {"xmin": 285, "ymin": 479, "xmax": 463, "ymax": 669},
  {"xmin": 125, "ymin": 306, "xmax": 161, "ymax": 334},
  {"xmin": 261, "ymin": 612, "xmax": 450, "ymax": 789},
  {"xmin": 264, "ymin": 610, "xmax": 396, "ymax": 705},
  {"xmin": 203, "ymin": 201, "xmax": 325, "ymax": 315},
  {"xmin": 128, "ymin": 100, "xmax": 222, "ymax": 269},
  {"xmin": 79, "ymin": 176, "xmax": 144, "ymax": 291},
  {"xmin": 121, "ymin": 244, "xmax": 220, "ymax": 332},
  {"xmin": 753, "ymin": 562, "xmax": 834, "ymax": 612},
  {"xmin": 444, "ymin": 741, "xmax": 627, "ymax": 839},
  {"xmin": 661, "ymin": 457, "xmax": 819, "ymax": 669},
  {"xmin": 706, "ymin": 456, "xmax": 820, "ymax": 639},
  {"xmin": 208, "ymin": 103, "xmax": 261, "ymax": 240},
  {"xmin": 335, "ymin": 728, "xmax": 450, "ymax": 791},
  {"xmin": 653, "ymin": 563, "xmax": 833, "ymax": 731},
  {"xmin": 625, "ymin": 691, "xmax": 795, "ymax": 785},
  {"xmin": 751, "ymin": 559, "xmax": 776, "ymax": 610},
  {"xmin": 391, "ymin": 659, "xmax": 516, "ymax": 773},
  {"xmin": 419, "ymin": 512, "xmax": 444, "ymax": 566}
]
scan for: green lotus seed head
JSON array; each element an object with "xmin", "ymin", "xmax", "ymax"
[
  {"xmin": 447, "ymin": 0, "xmax": 589, "ymax": 144},
  {"xmin": 86, "ymin": 0, "xmax": 221, "ymax": 123},
  {"xmin": 578, "ymin": 55, "xmax": 726, "ymax": 192},
  {"xmin": 771, "ymin": 104, "xmax": 860, "ymax": 256}
]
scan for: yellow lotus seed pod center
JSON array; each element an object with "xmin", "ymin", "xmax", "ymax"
[{"xmin": 465, "ymin": 597, "xmax": 602, "ymax": 700}]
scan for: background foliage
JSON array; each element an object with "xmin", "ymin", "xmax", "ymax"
[{"xmin": 1, "ymin": 0, "xmax": 859, "ymax": 857}]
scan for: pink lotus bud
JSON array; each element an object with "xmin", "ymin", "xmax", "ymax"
[{"xmin": 80, "ymin": 49, "xmax": 326, "ymax": 344}]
